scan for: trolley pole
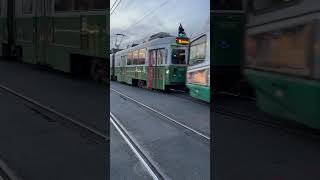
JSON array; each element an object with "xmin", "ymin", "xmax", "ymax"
[
  {"xmin": 111, "ymin": 34, "xmax": 125, "ymax": 81},
  {"xmin": 114, "ymin": 33, "xmax": 125, "ymax": 50}
]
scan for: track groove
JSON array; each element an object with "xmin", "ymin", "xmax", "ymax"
[
  {"xmin": 0, "ymin": 84, "xmax": 108, "ymax": 141},
  {"xmin": 111, "ymin": 88, "xmax": 210, "ymax": 141},
  {"xmin": 110, "ymin": 113, "xmax": 167, "ymax": 180}
]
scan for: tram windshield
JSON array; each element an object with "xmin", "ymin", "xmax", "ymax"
[
  {"xmin": 172, "ymin": 49, "xmax": 186, "ymax": 64},
  {"xmin": 189, "ymin": 35, "xmax": 206, "ymax": 66}
]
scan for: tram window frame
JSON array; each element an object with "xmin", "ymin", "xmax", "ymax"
[
  {"xmin": 249, "ymin": 0, "xmax": 301, "ymax": 15},
  {"xmin": 138, "ymin": 49, "xmax": 146, "ymax": 65},
  {"xmin": 23, "ymin": 0, "xmax": 33, "ymax": 14},
  {"xmin": 127, "ymin": 52, "xmax": 133, "ymax": 66},
  {"xmin": 46, "ymin": 0, "xmax": 52, "ymax": 14}
]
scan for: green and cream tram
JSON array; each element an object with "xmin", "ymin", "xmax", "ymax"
[
  {"xmin": 245, "ymin": 0, "xmax": 320, "ymax": 129},
  {"xmin": 186, "ymin": 31, "xmax": 210, "ymax": 102},
  {"xmin": 0, "ymin": 0, "xmax": 107, "ymax": 81},
  {"xmin": 113, "ymin": 32, "xmax": 189, "ymax": 91}
]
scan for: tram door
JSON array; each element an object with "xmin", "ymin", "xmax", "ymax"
[
  {"xmin": 156, "ymin": 49, "xmax": 165, "ymax": 89},
  {"xmin": 34, "ymin": 0, "xmax": 49, "ymax": 65},
  {"xmin": 120, "ymin": 55, "xmax": 126, "ymax": 82},
  {"xmin": 148, "ymin": 49, "xmax": 165, "ymax": 89},
  {"xmin": 148, "ymin": 50, "xmax": 156, "ymax": 89}
]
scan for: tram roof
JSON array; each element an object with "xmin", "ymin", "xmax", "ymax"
[{"xmin": 114, "ymin": 36, "xmax": 179, "ymax": 55}]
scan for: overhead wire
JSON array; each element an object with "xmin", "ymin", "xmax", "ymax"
[
  {"xmin": 121, "ymin": 0, "xmax": 170, "ymax": 34},
  {"xmin": 111, "ymin": 0, "xmax": 122, "ymax": 15},
  {"xmin": 110, "ymin": 0, "xmax": 118, "ymax": 12}
]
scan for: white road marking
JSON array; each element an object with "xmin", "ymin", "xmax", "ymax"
[{"xmin": 0, "ymin": 158, "xmax": 20, "ymax": 180}]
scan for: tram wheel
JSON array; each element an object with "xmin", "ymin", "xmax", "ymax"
[{"xmin": 138, "ymin": 80, "xmax": 146, "ymax": 88}]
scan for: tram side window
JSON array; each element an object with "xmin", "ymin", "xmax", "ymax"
[
  {"xmin": 149, "ymin": 50, "xmax": 156, "ymax": 65},
  {"xmin": 247, "ymin": 24, "xmax": 312, "ymax": 76},
  {"xmin": 55, "ymin": 0, "xmax": 73, "ymax": 12},
  {"xmin": 122, "ymin": 55, "xmax": 127, "ymax": 66},
  {"xmin": 157, "ymin": 49, "xmax": 165, "ymax": 65},
  {"xmin": 172, "ymin": 49, "xmax": 186, "ymax": 64},
  {"xmin": 23, "ymin": 0, "xmax": 33, "ymax": 14},
  {"xmin": 138, "ymin": 49, "xmax": 146, "ymax": 65},
  {"xmin": 133, "ymin": 50, "xmax": 139, "ymax": 65},
  {"xmin": 127, "ymin": 52, "xmax": 133, "ymax": 65}
]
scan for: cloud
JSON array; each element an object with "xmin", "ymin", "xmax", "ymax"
[{"xmin": 110, "ymin": 0, "xmax": 210, "ymax": 49}]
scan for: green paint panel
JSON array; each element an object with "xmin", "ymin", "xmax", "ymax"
[
  {"xmin": 167, "ymin": 66, "xmax": 187, "ymax": 85},
  {"xmin": 245, "ymin": 69, "xmax": 320, "ymax": 129},
  {"xmin": 113, "ymin": 65, "xmax": 186, "ymax": 90},
  {"xmin": 212, "ymin": 14, "xmax": 245, "ymax": 66},
  {"xmin": 187, "ymin": 83, "xmax": 210, "ymax": 102},
  {"xmin": 1, "ymin": 13, "xmax": 107, "ymax": 73}
]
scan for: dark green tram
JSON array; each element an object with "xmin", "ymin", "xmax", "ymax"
[{"xmin": 0, "ymin": 0, "xmax": 107, "ymax": 81}]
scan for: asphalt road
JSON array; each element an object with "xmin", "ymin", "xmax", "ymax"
[
  {"xmin": 110, "ymin": 83, "xmax": 210, "ymax": 180},
  {"xmin": 0, "ymin": 88, "xmax": 107, "ymax": 180},
  {"xmin": 213, "ymin": 99, "xmax": 320, "ymax": 180},
  {"xmin": 0, "ymin": 60, "xmax": 107, "ymax": 134},
  {"xmin": 110, "ymin": 124, "xmax": 152, "ymax": 180},
  {"xmin": 111, "ymin": 81, "xmax": 210, "ymax": 137}
]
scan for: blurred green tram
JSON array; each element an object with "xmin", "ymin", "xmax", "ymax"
[
  {"xmin": 111, "ymin": 32, "xmax": 189, "ymax": 91},
  {"xmin": 0, "ymin": 0, "xmax": 107, "ymax": 81},
  {"xmin": 245, "ymin": 0, "xmax": 320, "ymax": 129}
]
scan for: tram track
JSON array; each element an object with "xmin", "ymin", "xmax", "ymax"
[
  {"xmin": 0, "ymin": 84, "xmax": 108, "ymax": 142},
  {"xmin": 0, "ymin": 158, "xmax": 20, "ymax": 180},
  {"xmin": 110, "ymin": 88, "xmax": 210, "ymax": 141},
  {"xmin": 110, "ymin": 113, "xmax": 167, "ymax": 180}
]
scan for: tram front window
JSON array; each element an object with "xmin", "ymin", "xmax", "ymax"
[
  {"xmin": 172, "ymin": 49, "xmax": 186, "ymax": 64},
  {"xmin": 189, "ymin": 42, "xmax": 206, "ymax": 66}
]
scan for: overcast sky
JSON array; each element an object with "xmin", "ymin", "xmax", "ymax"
[{"xmin": 110, "ymin": 0, "xmax": 210, "ymax": 49}]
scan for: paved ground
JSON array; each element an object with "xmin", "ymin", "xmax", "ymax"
[
  {"xmin": 110, "ymin": 83, "xmax": 210, "ymax": 180},
  {"xmin": 213, "ymin": 98, "xmax": 320, "ymax": 180},
  {"xmin": 110, "ymin": 125, "xmax": 152, "ymax": 180},
  {"xmin": 111, "ymin": 81, "xmax": 210, "ymax": 136},
  {"xmin": 0, "ymin": 88, "xmax": 107, "ymax": 180},
  {"xmin": 0, "ymin": 60, "xmax": 107, "ymax": 133}
]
